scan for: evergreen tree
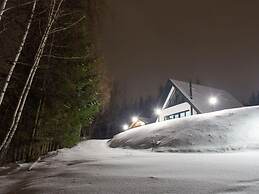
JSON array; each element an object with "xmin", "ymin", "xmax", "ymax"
[{"xmin": 0, "ymin": 0, "xmax": 105, "ymax": 162}]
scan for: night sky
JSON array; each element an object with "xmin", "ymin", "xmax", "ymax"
[{"xmin": 100, "ymin": 0, "xmax": 259, "ymax": 102}]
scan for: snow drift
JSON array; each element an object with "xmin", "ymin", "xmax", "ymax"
[{"xmin": 109, "ymin": 106, "xmax": 259, "ymax": 152}]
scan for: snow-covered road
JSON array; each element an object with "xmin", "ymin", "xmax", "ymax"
[{"xmin": 1, "ymin": 140, "xmax": 259, "ymax": 194}]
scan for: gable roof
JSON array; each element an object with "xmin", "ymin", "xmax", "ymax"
[{"xmin": 165, "ymin": 79, "xmax": 243, "ymax": 113}]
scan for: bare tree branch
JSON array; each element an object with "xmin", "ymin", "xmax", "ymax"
[
  {"xmin": 0, "ymin": 0, "xmax": 38, "ymax": 153},
  {"xmin": 0, "ymin": 0, "xmax": 8, "ymax": 22},
  {"xmin": 0, "ymin": 0, "xmax": 37, "ymax": 107},
  {"xmin": 50, "ymin": 15, "xmax": 85, "ymax": 34},
  {"xmin": 57, "ymin": 11, "xmax": 80, "ymax": 19},
  {"xmin": 42, "ymin": 54, "xmax": 87, "ymax": 60},
  {"xmin": 0, "ymin": 0, "xmax": 65, "ymax": 159},
  {"xmin": 2, "ymin": 0, "xmax": 39, "ymax": 13}
]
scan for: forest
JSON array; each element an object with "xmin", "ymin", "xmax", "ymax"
[
  {"xmin": 0, "ymin": 0, "xmax": 108, "ymax": 163},
  {"xmin": 0, "ymin": 0, "xmax": 161, "ymax": 164}
]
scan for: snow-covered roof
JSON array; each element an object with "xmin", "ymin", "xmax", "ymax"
[{"xmin": 168, "ymin": 79, "xmax": 243, "ymax": 113}]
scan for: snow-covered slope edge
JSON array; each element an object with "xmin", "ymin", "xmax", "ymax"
[{"xmin": 109, "ymin": 106, "xmax": 259, "ymax": 152}]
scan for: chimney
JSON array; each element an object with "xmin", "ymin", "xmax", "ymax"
[{"xmin": 189, "ymin": 81, "xmax": 193, "ymax": 99}]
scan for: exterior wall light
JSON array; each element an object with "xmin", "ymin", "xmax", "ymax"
[
  {"xmin": 132, "ymin": 116, "xmax": 138, "ymax": 123},
  {"xmin": 122, "ymin": 124, "xmax": 129, "ymax": 130},
  {"xmin": 154, "ymin": 108, "xmax": 162, "ymax": 115},
  {"xmin": 209, "ymin": 96, "xmax": 218, "ymax": 106}
]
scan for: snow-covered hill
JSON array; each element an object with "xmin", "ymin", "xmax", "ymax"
[{"xmin": 109, "ymin": 106, "xmax": 259, "ymax": 152}]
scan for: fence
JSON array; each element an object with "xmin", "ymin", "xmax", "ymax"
[{"xmin": 6, "ymin": 139, "xmax": 60, "ymax": 163}]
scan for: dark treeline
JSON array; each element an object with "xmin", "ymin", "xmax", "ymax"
[
  {"xmin": 0, "ymin": 0, "xmax": 107, "ymax": 163},
  {"xmin": 248, "ymin": 91, "xmax": 259, "ymax": 106},
  {"xmin": 93, "ymin": 82, "xmax": 163, "ymax": 138}
]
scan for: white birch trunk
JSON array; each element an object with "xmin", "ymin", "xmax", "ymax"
[
  {"xmin": 0, "ymin": 0, "xmax": 37, "ymax": 107},
  {"xmin": 0, "ymin": 0, "xmax": 64, "ymax": 157},
  {"xmin": 0, "ymin": 0, "xmax": 37, "ymax": 153},
  {"xmin": 0, "ymin": 0, "xmax": 8, "ymax": 22}
]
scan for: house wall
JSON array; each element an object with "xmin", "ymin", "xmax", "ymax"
[{"xmin": 158, "ymin": 102, "xmax": 197, "ymax": 122}]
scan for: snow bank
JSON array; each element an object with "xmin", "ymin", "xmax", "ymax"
[
  {"xmin": 109, "ymin": 106, "xmax": 259, "ymax": 152},
  {"xmin": 53, "ymin": 140, "xmax": 144, "ymax": 162}
]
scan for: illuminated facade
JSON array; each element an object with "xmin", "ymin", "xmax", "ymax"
[{"xmin": 157, "ymin": 79, "xmax": 243, "ymax": 122}]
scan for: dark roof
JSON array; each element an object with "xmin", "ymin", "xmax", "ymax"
[{"xmin": 162, "ymin": 79, "xmax": 243, "ymax": 113}]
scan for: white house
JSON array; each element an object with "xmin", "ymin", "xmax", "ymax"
[{"xmin": 157, "ymin": 79, "xmax": 243, "ymax": 122}]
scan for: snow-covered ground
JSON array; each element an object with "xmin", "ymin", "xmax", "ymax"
[
  {"xmin": 1, "ymin": 140, "xmax": 259, "ymax": 194},
  {"xmin": 110, "ymin": 106, "xmax": 259, "ymax": 152}
]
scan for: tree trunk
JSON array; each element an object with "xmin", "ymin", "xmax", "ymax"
[
  {"xmin": 0, "ymin": 0, "xmax": 37, "ymax": 153},
  {"xmin": 0, "ymin": 0, "xmax": 8, "ymax": 22},
  {"xmin": 32, "ymin": 33, "xmax": 55, "ymax": 139},
  {"xmin": 0, "ymin": 0, "xmax": 64, "ymax": 160},
  {"xmin": 0, "ymin": 0, "xmax": 37, "ymax": 107},
  {"xmin": 32, "ymin": 96, "xmax": 43, "ymax": 138}
]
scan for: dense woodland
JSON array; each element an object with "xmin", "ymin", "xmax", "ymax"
[
  {"xmin": 92, "ymin": 83, "xmax": 162, "ymax": 138},
  {"xmin": 0, "ymin": 0, "xmax": 108, "ymax": 163},
  {"xmin": 0, "ymin": 0, "xmax": 158, "ymax": 163}
]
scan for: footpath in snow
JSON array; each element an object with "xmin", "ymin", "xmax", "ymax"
[
  {"xmin": 1, "ymin": 140, "xmax": 259, "ymax": 194},
  {"xmin": 110, "ymin": 106, "xmax": 259, "ymax": 152}
]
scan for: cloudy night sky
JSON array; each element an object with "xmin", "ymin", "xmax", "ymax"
[{"xmin": 100, "ymin": 0, "xmax": 259, "ymax": 102}]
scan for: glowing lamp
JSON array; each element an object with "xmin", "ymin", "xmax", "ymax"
[
  {"xmin": 132, "ymin": 116, "xmax": 138, "ymax": 123},
  {"xmin": 122, "ymin": 124, "xmax": 129, "ymax": 130},
  {"xmin": 154, "ymin": 108, "xmax": 162, "ymax": 115},
  {"xmin": 209, "ymin": 96, "xmax": 218, "ymax": 106}
]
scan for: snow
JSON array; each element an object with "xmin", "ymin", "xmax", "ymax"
[
  {"xmin": 0, "ymin": 107, "xmax": 259, "ymax": 193},
  {"xmin": 110, "ymin": 106, "xmax": 259, "ymax": 152},
  {"xmin": 1, "ymin": 140, "xmax": 259, "ymax": 193}
]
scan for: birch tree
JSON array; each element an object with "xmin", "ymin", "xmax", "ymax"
[
  {"xmin": 0, "ymin": 0, "xmax": 64, "ymax": 158},
  {"xmin": 0, "ymin": 0, "xmax": 8, "ymax": 22},
  {"xmin": 0, "ymin": 0, "xmax": 37, "ymax": 107}
]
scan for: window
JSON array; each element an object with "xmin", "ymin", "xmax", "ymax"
[
  {"xmin": 164, "ymin": 110, "xmax": 190, "ymax": 121},
  {"xmin": 180, "ymin": 112, "xmax": 186, "ymax": 118},
  {"xmin": 186, "ymin": 111, "xmax": 191, "ymax": 117}
]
